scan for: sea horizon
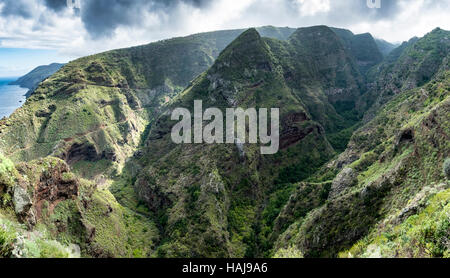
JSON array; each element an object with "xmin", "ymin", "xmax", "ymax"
[{"xmin": 0, "ymin": 76, "xmax": 20, "ymax": 80}]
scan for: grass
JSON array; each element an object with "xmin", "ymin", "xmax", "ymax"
[{"xmin": 342, "ymin": 188, "xmax": 450, "ymax": 258}]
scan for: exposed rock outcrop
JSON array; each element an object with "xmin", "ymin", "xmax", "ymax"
[
  {"xmin": 14, "ymin": 158, "xmax": 79, "ymax": 225},
  {"xmin": 329, "ymin": 168, "xmax": 358, "ymax": 199},
  {"xmin": 13, "ymin": 185, "xmax": 34, "ymax": 226}
]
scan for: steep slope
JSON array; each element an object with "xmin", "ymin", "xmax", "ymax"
[
  {"xmin": 283, "ymin": 26, "xmax": 369, "ymax": 151},
  {"xmin": 0, "ymin": 25, "xmax": 371, "ymax": 180},
  {"xmin": 129, "ymin": 26, "xmax": 376, "ymax": 257},
  {"xmin": 375, "ymin": 39, "xmax": 398, "ymax": 57},
  {"xmin": 10, "ymin": 63, "xmax": 65, "ymax": 97},
  {"xmin": 0, "ymin": 152, "xmax": 159, "ymax": 258},
  {"xmin": 0, "ymin": 27, "xmax": 296, "ymax": 182},
  {"xmin": 3, "ymin": 25, "xmax": 444, "ymax": 259},
  {"xmin": 331, "ymin": 28, "xmax": 384, "ymax": 74},
  {"xmin": 0, "ymin": 26, "xmax": 339, "ymax": 258},
  {"xmin": 363, "ymin": 28, "xmax": 449, "ymax": 120},
  {"xmin": 272, "ymin": 29, "xmax": 450, "ymax": 258}
]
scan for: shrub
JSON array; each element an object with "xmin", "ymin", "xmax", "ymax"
[
  {"xmin": 0, "ymin": 153, "xmax": 16, "ymax": 188},
  {"xmin": 273, "ymin": 246, "xmax": 304, "ymax": 258},
  {"xmin": 0, "ymin": 226, "xmax": 15, "ymax": 257},
  {"xmin": 444, "ymin": 158, "xmax": 450, "ymax": 179},
  {"xmin": 0, "ymin": 153, "xmax": 14, "ymax": 174},
  {"xmin": 2, "ymin": 193, "xmax": 12, "ymax": 207},
  {"xmin": 35, "ymin": 240, "xmax": 70, "ymax": 258}
]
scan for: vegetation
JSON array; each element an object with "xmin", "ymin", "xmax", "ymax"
[
  {"xmin": 0, "ymin": 222, "xmax": 15, "ymax": 257},
  {"xmin": 10, "ymin": 63, "xmax": 64, "ymax": 97},
  {"xmin": 0, "ymin": 25, "xmax": 449, "ymax": 258},
  {"xmin": 444, "ymin": 158, "xmax": 450, "ymax": 179}
]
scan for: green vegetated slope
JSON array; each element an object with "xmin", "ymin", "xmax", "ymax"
[
  {"xmin": 330, "ymin": 28, "xmax": 384, "ymax": 74},
  {"xmin": 1, "ymin": 25, "xmax": 449, "ymax": 258},
  {"xmin": 130, "ymin": 26, "xmax": 383, "ymax": 257},
  {"xmin": 0, "ymin": 153, "xmax": 158, "ymax": 258},
  {"xmin": 374, "ymin": 39, "xmax": 398, "ymax": 57},
  {"xmin": 0, "ymin": 26, "xmax": 300, "ymax": 258},
  {"xmin": 273, "ymin": 28, "xmax": 450, "ymax": 258},
  {"xmin": 0, "ymin": 27, "xmax": 295, "ymax": 181},
  {"xmin": 363, "ymin": 28, "xmax": 449, "ymax": 120},
  {"xmin": 9, "ymin": 63, "xmax": 65, "ymax": 97}
]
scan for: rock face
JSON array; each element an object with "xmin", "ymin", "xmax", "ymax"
[
  {"xmin": 12, "ymin": 185, "xmax": 37, "ymax": 227},
  {"xmin": 443, "ymin": 158, "xmax": 450, "ymax": 179},
  {"xmin": 13, "ymin": 186, "xmax": 32, "ymax": 216},
  {"xmin": 32, "ymin": 161, "xmax": 79, "ymax": 218},
  {"xmin": 28, "ymin": 159, "xmax": 79, "ymax": 222},
  {"xmin": 1, "ymin": 157, "xmax": 160, "ymax": 258},
  {"xmin": 8, "ymin": 158, "xmax": 79, "ymax": 227},
  {"xmin": 329, "ymin": 168, "xmax": 358, "ymax": 199}
]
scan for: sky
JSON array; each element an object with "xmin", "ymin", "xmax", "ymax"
[{"xmin": 0, "ymin": 0, "xmax": 449, "ymax": 76}]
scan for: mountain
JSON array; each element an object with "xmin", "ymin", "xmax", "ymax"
[
  {"xmin": 133, "ymin": 28, "xmax": 340, "ymax": 256},
  {"xmin": 0, "ymin": 26, "xmax": 303, "ymax": 258},
  {"xmin": 0, "ymin": 27, "xmax": 302, "ymax": 180},
  {"xmin": 128, "ymin": 26, "xmax": 389, "ymax": 257},
  {"xmin": 0, "ymin": 25, "xmax": 367, "ymax": 177},
  {"xmin": 0, "ymin": 26, "xmax": 449, "ymax": 258},
  {"xmin": 375, "ymin": 38, "xmax": 399, "ymax": 57},
  {"xmin": 273, "ymin": 27, "xmax": 450, "ymax": 258},
  {"xmin": 330, "ymin": 28, "xmax": 384, "ymax": 74},
  {"xmin": 362, "ymin": 28, "xmax": 449, "ymax": 121},
  {"xmin": 10, "ymin": 63, "xmax": 65, "ymax": 97}
]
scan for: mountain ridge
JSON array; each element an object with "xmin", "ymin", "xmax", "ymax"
[
  {"xmin": 10, "ymin": 63, "xmax": 65, "ymax": 97},
  {"xmin": 1, "ymin": 25, "xmax": 449, "ymax": 258}
]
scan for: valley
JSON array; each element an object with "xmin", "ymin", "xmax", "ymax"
[{"xmin": 0, "ymin": 25, "xmax": 448, "ymax": 258}]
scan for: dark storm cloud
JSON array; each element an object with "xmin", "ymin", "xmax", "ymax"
[
  {"xmin": 0, "ymin": 0, "xmax": 33, "ymax": 18},
  {"xmin": 67, "ymin": 0, "xmax": 407, "ymax": 38},
  {"xmin": 2, "ymin": 0, "xmax": 449, "ymax": 44},
  {"xmin": 78, "ymin": 0, "xmax": 211, "ymax": 38},
  {"xmin": 43, "ymin": 0, "xmax": 68, "ymax": 12},
  {"xmin": 0, "ymin": 0, "xmax": 211, "ymax": 37}
]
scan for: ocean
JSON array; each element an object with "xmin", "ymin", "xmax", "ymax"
[{"xmin": 0, "ymin": 78, "xmax": 27, "ymax": 119}]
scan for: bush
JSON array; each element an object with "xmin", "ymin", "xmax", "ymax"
[
  {"xmin": 0, "ymin": 226, "xmax": 15, "ymax": 257},
  {"xmin": 0, "ymin": 153, "xmax": 14, "ymax": 174},
  {"xmin": 444, "ymin": 158, "xmax": 450, "ymax": 179},
  {"xmin": 273, "ymin": 246, "xmax": 304, "ymax": 258},
  {"xmin": 0, "ymin": 153, "xmax": 16, "ymax": 188},
  {"xmin": 36, "ymin": 240, "xmax": 70, "ymax": 258}
]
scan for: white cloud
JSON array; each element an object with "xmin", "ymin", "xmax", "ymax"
[
  {"xmin": 0, "ymin": 0, "xmax": 449, "ymax": 68},
  {"xmin": 295, "ymin": 0, "xmax": 330, "ymax": 16},
  {"xmin": 350, "ymin": 0, "xmax": 450, "ymax": 42}
]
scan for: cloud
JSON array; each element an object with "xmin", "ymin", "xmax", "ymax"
[
  {"xmin": 0, "ymin": 0, "xmax": 34, "ymax": 18},
  {"xmin": 294, "ymin": 0, "xmax": 330, "ymax": 16},
  {"xmin": 77, "ymin": 0, "xmax": 212, "ymax": 38},
  {"xmin": 43, "ymin": 0, "xmax": 69, "ymax": 12},
  {"xmin": 356, "ymin": 0, "xmax": 401, "ymax": 19},
  {"xmin": 0, "ymin": 0, "xmax": 448, "ymax": 67}
]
